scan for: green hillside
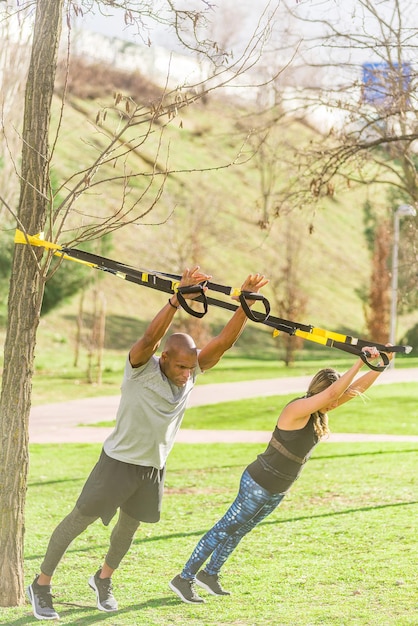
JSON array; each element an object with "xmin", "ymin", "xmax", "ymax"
[{"xmin": 14, "ymin": 80, "xmax": 414, "ymax": 362}]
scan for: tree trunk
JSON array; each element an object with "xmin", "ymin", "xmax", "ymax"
[
  {"xmin": 366, "ymin": 220, "xmax": 391, "ymax": 343},
  {"xmin": 0, "ymin": 0, "xmax": 63, "ymax": 606}
]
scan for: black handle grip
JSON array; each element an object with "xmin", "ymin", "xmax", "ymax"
[
  {"xmin": 239, "ymin": 291, "xmax": 271, "ymax": 323},
  {"xmin": 360, "ymin": 350, "xmax": 390, "ymax": 372},
  {"xmin": 176, "ymin": 284, "xmax": 208, "ymax": 318}
]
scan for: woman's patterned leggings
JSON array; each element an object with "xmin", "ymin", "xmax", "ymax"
[{"xmin": 181, "ymin": 469, "xmax": 285, "ymax": 579}]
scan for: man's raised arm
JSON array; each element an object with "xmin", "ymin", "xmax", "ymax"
[
  {"xmin": 198, "ymin": 273, "xmax": 269, "ymax": 372},
  {"xmin": 129, "ymin": 266, "xmax": 211, "ymax": 367}
]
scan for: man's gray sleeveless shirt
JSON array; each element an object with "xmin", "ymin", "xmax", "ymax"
[{"xmin": 103, "ymin": 355, "xmax": 201, "ymax": 469}]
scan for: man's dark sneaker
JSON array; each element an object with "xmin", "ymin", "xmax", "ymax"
[
  {"xmin": 88, "ymin": 569, "xmax": 118, "ymax": 612},
  {"xmin": 169, "ymin": 574, "xmax": 205, "ymax": 604},
  {"xmin": 26, "ymin": 575, "xmax": 60, "ymax": 620},
  {"xmin": 195, "ymin": 570, "xmax": 231, "ymax": 596}
]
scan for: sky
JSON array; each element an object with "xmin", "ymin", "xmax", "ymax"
[
  {"xmin": 75, "ymin": 0, "xmax": 418, "ymax": 70},
  {"xmin": 76, "ymin": 0, "xmax": 277, "ymax": 59}
]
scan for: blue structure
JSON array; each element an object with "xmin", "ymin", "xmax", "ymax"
[{"xmin": 362, "ymin": 62, "xmax": 411, "ymax": 107}]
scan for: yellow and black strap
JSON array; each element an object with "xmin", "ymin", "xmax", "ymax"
[{"xmin": 14, "ymin": 230, "xmax": 412, "ymax": 371}]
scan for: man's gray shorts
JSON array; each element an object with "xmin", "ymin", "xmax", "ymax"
[{"xmin": 76, "ymin": 449, "xmax": 166, "ymax": 525}]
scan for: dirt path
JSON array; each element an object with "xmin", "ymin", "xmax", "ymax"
[{"xmin": 29, "ymin": 367, "xmax": 418, "ymax": 444}]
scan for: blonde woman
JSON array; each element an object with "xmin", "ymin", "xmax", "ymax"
[{"xmin": 170, "ymin": 346, "xmax": 391, "ymax": 603}]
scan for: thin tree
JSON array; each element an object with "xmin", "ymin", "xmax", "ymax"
[
  {"xmin": 361, "ymin": 202, "xmax": 392, "ymax": 343},
  {"xmin": 266, "ymin": 0, "xmax": 418, "ymax": 325},
  {"xmin": 263, "ymin": 217, "xmax": 308, "ymax": 366},
  {"xmin": 0, "ymin": 0, "xmax": 283, "ymax": 606},
  {"xmin": 278, "ymin": 0, "xmax": 418, "ymax": 196},
  {"xmin": 0, "ymin": 0, "xmax": 65, "ymax": 605}
]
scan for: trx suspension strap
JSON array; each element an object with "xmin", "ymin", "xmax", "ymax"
[
  {"xmin": 15, "ymin": 230, "xmax": 412, "ymax": 372},
  {"xmin": 14, "ymin": 230, "xmax": 271, "ymax": 321}
]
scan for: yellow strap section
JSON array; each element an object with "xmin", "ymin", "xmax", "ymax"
[
  {"xmin": 272, "ymin": 328, "xmax": 332, "ymax": 347},
  {"xmin": 294, "ymin": 329, "xmax": 328, "ymax": 346},
  {"xmin": 311, "ymin": 326, "xmax": 356, "ymax": 344},
  {"xmin": 14, "ymin": 229, "xmax": 62, "ymax": 251},
  {"xmin": 273, "ymin": 325, "xmax": 356, "ymax": 346},
  {"xmin": 15, "ymin": 229, "xmax": 103, "ymax": 269}
]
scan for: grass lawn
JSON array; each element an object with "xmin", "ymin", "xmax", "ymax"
[
  {"xmin": 181, "ymin": 382, "xmax": 418, "ymax": 435},
  {"xmin": 29, "ymin": 352, "xmax": 418, "ymax": 406},
  {"xmin": 3, "ymin": 441, "xmax": 417, "ymax": 625},
  {"xmin": 91, "ymin": 382, "xmax": 418, "ymax": 436}
]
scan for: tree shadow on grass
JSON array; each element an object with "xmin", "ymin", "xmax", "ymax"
[
  {"xmin": 169, "ymin": 446, "xmax": 418, "ymax": 475},
  {"xmin": 259, "ymin": 498, "xmax": 418, "ymax": 527},
  {"xmin": 8, "ymin": 596, "xmax": 182, "ymax": 626},
  {"xmin": 135, "ymin": 499, "xmax": 418, "ymax": 542},
  {"xmin": 28, "ymin": 477, "xmax": 85, "ymax": 488},
  {"xmin": 312, "ymin": 446, "xmax": 418, "ymax": 461},
  {"xmin": 25, "ymin": 499, "xmax": 417, "ymax": 571},
  {"xmin": 24, "ymin": 449, "xmax": 418, "ymax": 569}
]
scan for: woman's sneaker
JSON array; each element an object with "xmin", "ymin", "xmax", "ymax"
[
  {"xmin": 26, "ymin": 575, "xmax": 60, "ymax": 620},
  {"xmin": 169, "ymin": 574, "xmax": 205, "ymax": 604},
  {"xmin": 88, "ymin": 569, "xmax": 118, "ymax": 612},
  {"xmin": 195, "ymin": 570, "xmax": 231, "ymax": 596}
]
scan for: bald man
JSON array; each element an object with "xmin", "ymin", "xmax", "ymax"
[{"xmin": 27, "ymin": 266, "xmax": 268, "ymax": 620}]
